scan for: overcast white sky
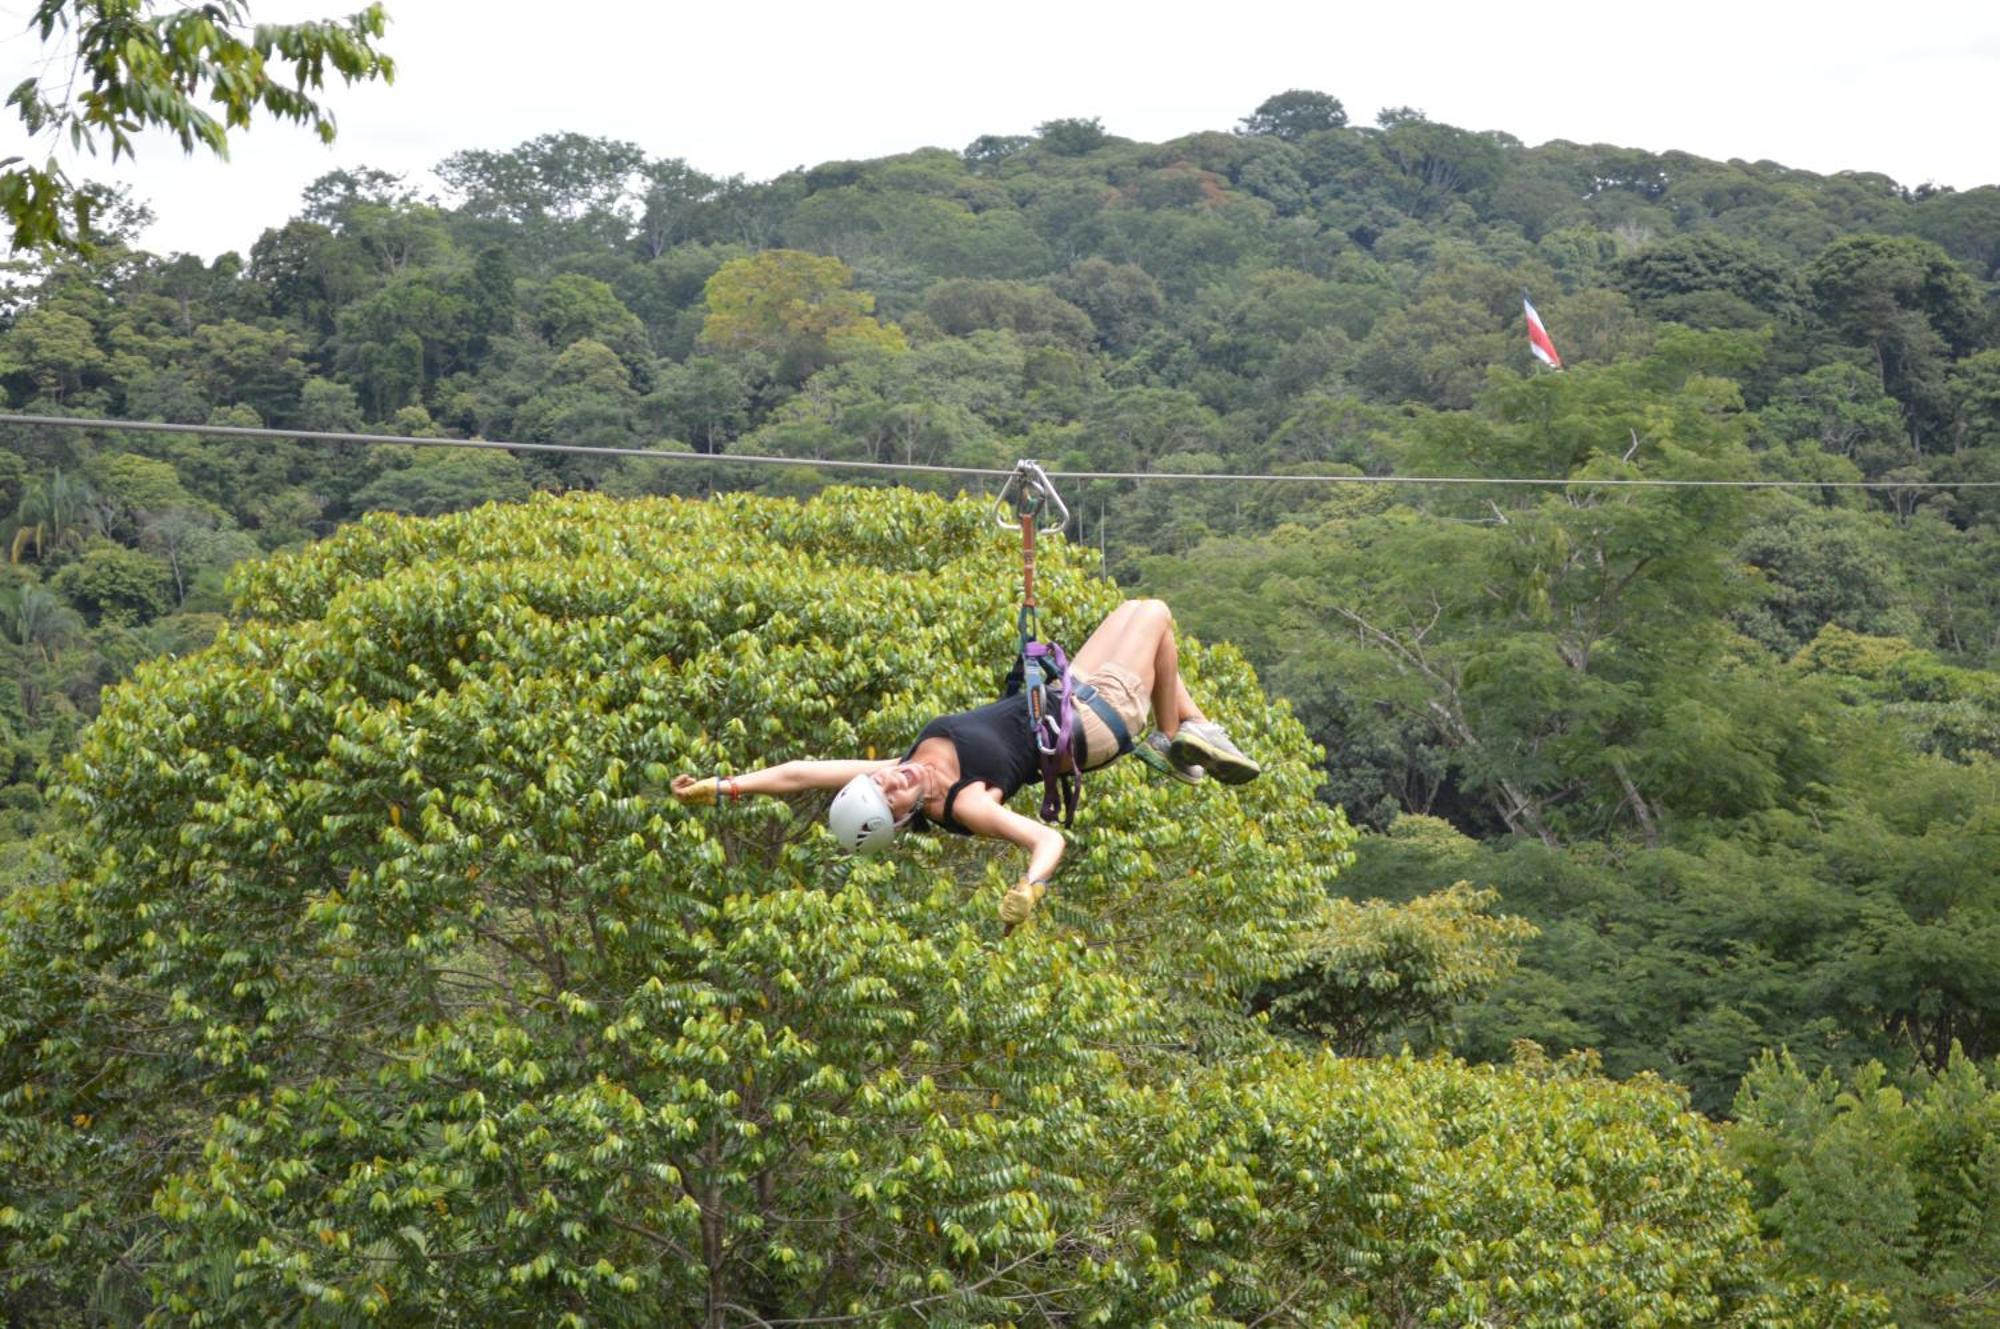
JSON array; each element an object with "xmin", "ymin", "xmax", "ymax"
[{"xmin": 5, "ymin": 0, "xmax": 1999, "ymax": 259}]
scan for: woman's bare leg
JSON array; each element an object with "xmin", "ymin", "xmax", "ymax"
[
  {"xmin": 1071, "ymin": 599, "xmax": 1202, "ymax": 737},
  {"xmin": 1070, "ymin": 599, "xmax": 1150, "ymax": 676}
]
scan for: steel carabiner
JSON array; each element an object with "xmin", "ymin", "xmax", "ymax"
[{"xmin": 994, "ymin": 459, "xmax": 1070, "ymax": 534}]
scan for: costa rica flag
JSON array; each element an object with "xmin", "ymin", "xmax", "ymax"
[{"xmin": 1523, "ymin": 292, "xmax": 1563, "ymax": 369}]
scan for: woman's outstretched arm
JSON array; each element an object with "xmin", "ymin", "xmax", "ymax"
[
  {"xmin": 949, "ymin": 790, "xmax": 1066, "ymax": 881},
  {"xmin": 671, "ymin": 758, "xmax": 895, "ymax": 804}
]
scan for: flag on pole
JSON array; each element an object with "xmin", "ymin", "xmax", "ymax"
[{"xmin": 1523, "ymin": 292, "xmax": 1563, "ymax": 369}]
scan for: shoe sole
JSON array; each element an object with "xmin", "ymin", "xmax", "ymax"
[
  {"xmin": 1169, "ymin": 732, "xmax": 1260, "ymax": 785},
  {"xmin": 1133, "ymin": 743, "xmax": 1204, "ymax": 786},
  {"xmin": 1144, "ymin": 732, "xmax": 1200, "ymax": 784}
]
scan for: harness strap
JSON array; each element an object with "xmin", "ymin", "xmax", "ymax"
[
  {"xmin": 1013, "ymin": 631, "xmax": 1102, "ymax": 828},
  {"xmin": 1045, "ymin": 767, "xmax": 1077, "ymax": 826},
  {"xmin": 1071, "ymin": 683, "xmax": 1134, "ymax": 763}
]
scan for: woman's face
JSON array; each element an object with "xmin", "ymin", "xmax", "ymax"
[{"xmin": 871, "ymin": 763, "xmax": 925, "ymax": 822}]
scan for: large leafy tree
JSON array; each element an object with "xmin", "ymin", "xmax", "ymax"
[
  {"xmin": 0, "ymin": 488, "xmax": 1878, "ymax": 1325},
  {"xmin": 4, "ymin": 0, "xmax": 395, "ymax": 252},
  {"xmin": 1733, "ymin": 1049, "xmax": 2000, "ymax": 1327},
  {"xmin": 634, "ymin": 156, "xmax": 721, "ymax": 259},
  {"xmin": 1035, "ymin": 116, "xmax": 1109, "ymax": 157},
  {"xmin": 1614, "ymin": 232, "xmax": 1803, "ymax": 328},
  {"xmin": 1908, "ymin": 185, "xmax": 2000, "ymax": 281},
  {"xmin": 1149, "ymin": 340, "xmax": 1765, "ymax": 844},
  {"xmin": 1805, "ymin": 234, "xmax": 1986, "ymax": 446},
  {"xmin": 699, "ymin": 249, "xmax": 905, "ymax": 382},
  {"xmin": 1238, "ymin": 89, "xmax": 1348, "ymax": 141},
  {"xmin": 435, "ymin": 132, "xmax": 646, "ymax": 268},
  {"xmin": 0, "ymin": 308, "xmax": 109, "ymax": 404}
]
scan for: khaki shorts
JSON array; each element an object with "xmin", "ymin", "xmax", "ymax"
[{"xmin": 1075, "ymin": 662, "xmax": 1148, "ymax": 770}]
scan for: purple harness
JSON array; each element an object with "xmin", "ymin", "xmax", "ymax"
[
  {"xmin": 1015, "ymin": 637, "xmax": 1081, "ymax": 826},
  {"xmin": 1007, "ymin": 636, "xmax": 1132, "ymax": 825}
]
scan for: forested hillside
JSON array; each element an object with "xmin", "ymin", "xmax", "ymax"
[{"xmin": 4, "ymin": 94, "xmax": 1999, "ymax": 1322}]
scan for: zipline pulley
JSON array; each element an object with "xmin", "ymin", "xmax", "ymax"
[{"xmin": 994, "ymin": 459, "xmax": 1069, "ymax": 534}]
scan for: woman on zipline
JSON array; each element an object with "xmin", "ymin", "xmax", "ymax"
[{"xmin": 671, "ymin": 598, "xmax": 1259, "ymax": 929}]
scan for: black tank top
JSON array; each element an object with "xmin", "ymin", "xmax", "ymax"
[{"xmin": 907, "ymin": 694, "xmax": 1039, "ymax": 835}]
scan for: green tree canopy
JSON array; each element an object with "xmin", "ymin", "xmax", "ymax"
[
  {"xmin": 1614, "ymin": 232, "xmax": 1802, "ymax": 326},
  {"xmin": 698, "ymin": 249, "xmax": 905, "ymax": 382},
  {"xmin": 1805, "ymin": 234, "xmax": 1986, "ymax": 444},
  {"xmin": 0, "ymin": 488, "xmax": 1880, "ymax": 1325},
  {"xmin": 1036, "ymin": 116, "xmax": 1110, "ymax": 156},
  {"xmin": 4, "ymin": 88, "xmax": 2000, "ymax": 1325},
  {"xmin": 1238, "ymin": 89, "xmax": 1348, "ymax": 141},
  {"xmin": 1733, "ymin": 1048, "xmax": 2000, "ymax": 1327}
]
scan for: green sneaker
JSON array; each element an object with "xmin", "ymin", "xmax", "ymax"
[
  {"xmin": 1134, "ymin": 730, "xmax": 1204, "ymax": 785},
  {"xmin": 1169, "ymin": 720, "xmax": 1260, "ymax": 785}
]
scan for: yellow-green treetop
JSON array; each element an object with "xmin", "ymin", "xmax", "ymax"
[
  {"xmin": 0, "ymin": 488, "xmax": 1882, "ymax": 1325},
  {"xmin": 699, "ymin": 248, "xmax": 907, "ymax": 381}
]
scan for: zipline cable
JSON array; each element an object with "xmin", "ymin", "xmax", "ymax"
[
  {"xmin": 5, "ymin": 412, "xmax": 1998, "ymax": 490},
  {"xmin": 0, "ymin": 413, "xmax": 1001, "ymax": 478}
]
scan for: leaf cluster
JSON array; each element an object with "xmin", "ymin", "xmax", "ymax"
[{"xmin": 5, "ymin": 1, "xmax": 395, "ymax": 253}]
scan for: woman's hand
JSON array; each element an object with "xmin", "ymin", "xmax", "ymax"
[
  {"xmin": 671, "ymin": 775, "xmax": 719, "ymax": 806},
  {"xmin": 1000, "ymin": 876, "xmax": 1050, "ymax": 934}
]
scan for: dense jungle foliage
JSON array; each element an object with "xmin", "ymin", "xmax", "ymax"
[{"xmin": 3, "ymin": 91, "xmax": 1998, "ymax": 1322}]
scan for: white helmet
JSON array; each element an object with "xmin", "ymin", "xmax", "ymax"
[{"xmin": 828, "ymin": 772, "xmax": 899, "ymax": 854}]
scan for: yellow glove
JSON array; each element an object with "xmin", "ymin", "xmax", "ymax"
[
  {"xmin": 999, "ymin": 877, "xmax": 1050, "ymax": 933},
  {"xmin": 671, "ymin": 775, "xmax": 719, "ymax": 806}
]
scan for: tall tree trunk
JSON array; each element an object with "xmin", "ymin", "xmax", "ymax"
[{"xmin": 1612, "ymin": 758, "xmax": 1660, "ymax": 848}]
